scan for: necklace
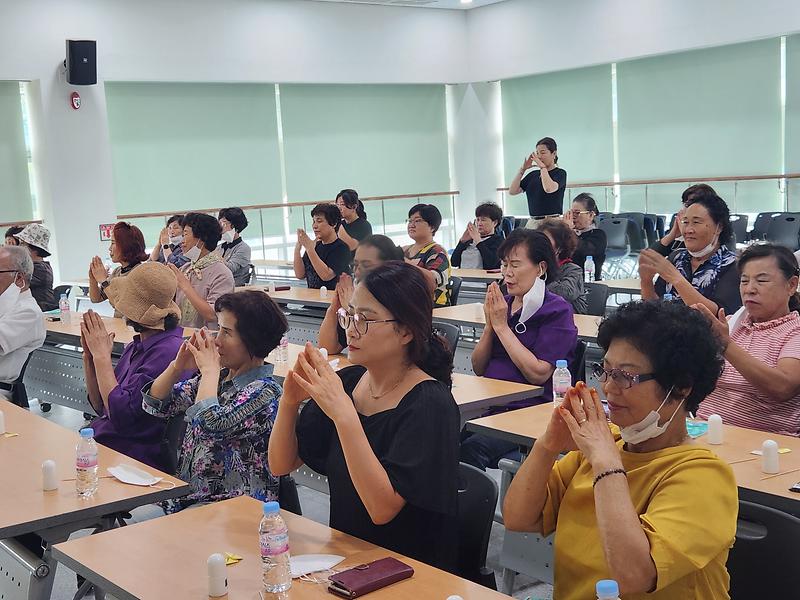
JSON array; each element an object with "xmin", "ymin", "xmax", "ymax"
[{"xmin": 368, "ymin": 372, "xmax": 406, "ymax": 400}]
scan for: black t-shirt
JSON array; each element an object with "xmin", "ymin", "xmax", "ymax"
[
  {"xmin": 296, "ymin": 366, "xmax": 460, "ymax": 572},
  {"xmin": 302, "ymin": 239, "xmax": 351, "ymax": 289},
  {"xmin": 342, "ymin": 218, "xmax": 373, "ymax": 245},
  {"xmin": 520, "ymin": 167, "xmax": 568, "ymax": 217},
  {"xmin": 31, "ymin": 261, "xmax": 58, "ymax": 312}
]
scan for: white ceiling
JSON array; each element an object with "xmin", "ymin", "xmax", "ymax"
[{"xmin": 306, "ymin": 0, "xmax": 508, "ymax": 9}]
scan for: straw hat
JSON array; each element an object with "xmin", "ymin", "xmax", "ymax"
[
  {"xmin": 14, "ymin": 224, "xmax": 51, "ymax": 257},
  {"xmin": 104, "ymin": 262, "xmax": 181, "ymax": 330}
]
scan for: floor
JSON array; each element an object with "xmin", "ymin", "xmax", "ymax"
[{"xmin": 36, "ymin": 399, "xmax": 552, "ymax": 600}]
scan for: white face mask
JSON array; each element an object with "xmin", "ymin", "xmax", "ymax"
[
  {"xmin": 184, "ymin": 243, "xmax": 202, "ymax": 263},
  {"xmin": 221, "ymin": 230, "xmax": 236, "ymax": 244},
  {"xmin": 107, "ymin": 463, "xmax": 175, "ymax": 488},
  {"xmin": 620, "ymin": 386, "xmax": 684, "ymax": 445},
  {"xmin": 290, "ymin": 554, "xmax": 344, "ymax": 579},
  {"xmin": 686, "ymin": 229, "xmax": 720, "ymax": 258},
  {"xmin": 514, "ymin": 270, "xmax": 546, "ymax": 334},
  {"xmin": 169, "ymin": 235, "xmax": 183, "ymax": 245},
  {"xmin": 0, "ymin": 277, "xmax": 21, "ymax": 318}
]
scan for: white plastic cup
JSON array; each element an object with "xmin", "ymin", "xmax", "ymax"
[
  {"xmin": 320, "ymin": 286, "xmax": 328, "ymax": 298},
  {"xmin": 762, "ymin": 439, "xmax": 780, "ymax": 474},
  {"xmin": 0, "ymin": 409, "xmax": 5, "ymax": 435},
  {"xmin": 42, "ymin": 460, "xmax": 58, "ymax": 491},
  {"xmin": 707, "ymin": 414, "xmax": 723, "ymax": 445},
  {"xmin": 207, "ymin": 553, "xmax": 227, "ymax": 597}
]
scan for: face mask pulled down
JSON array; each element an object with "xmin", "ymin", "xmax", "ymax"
[
  {"xmin": 184, "ymin": 244, "xmax": 202, "ymax": 263},
  {"xmin": 620, "ymin": 386, "xmax": 684, "ymax": 445},
  {"xmin": 221, "ymin": 230, "xmax": 236, "ymax": 244},
  {"xmin": 513, "ymin": 273, "xmax": 546, "ymax": 334}
]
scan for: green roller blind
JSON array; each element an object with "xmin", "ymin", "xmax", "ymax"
[
  {"xmin": 279, "ymin": 84, "xmax": 451, "ymax": 210},
  {"xmin": 617, "ymin": 39, "xmax": 782, "ymax": 215},
  {"xmin": 105, "ymin": 82, "xmax": 282, "ymax": 216},
  {"xmin": 0, "ymin": 81, "xmax": 33, "ymax": 222},
  {"xmin": 786, "ymin": 35, "xmax": 800, "ymax": 211},
  {"xmin": 501, "ymin": 66, "xmax": 614, "ymax": 215}
]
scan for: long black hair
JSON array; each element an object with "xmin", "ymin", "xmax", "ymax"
[
  {"xmin": 337, "ymin": 189, "xmax": 367, "ymax": 220},
  {"xmin": 362, "ymin": 262, "xmax": 453, "ymax": 385}
]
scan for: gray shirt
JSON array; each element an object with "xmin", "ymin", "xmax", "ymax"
[
  {"xmin": 547, "ymin": 261, "xmax": 588, "ymax": 314},
  {"xmin": 218, "ymin": 238, "xmax": 252, "ymax": 286}
]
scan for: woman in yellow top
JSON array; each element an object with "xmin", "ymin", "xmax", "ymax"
[{"xmin": 504, "ymin": 300, "xmax": 738, "ymax": 600}]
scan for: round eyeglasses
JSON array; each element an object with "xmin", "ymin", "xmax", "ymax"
[
  {"xmin": 591, "ymin": 362, "xmax": 656, "ymax": 389},
  {"xmin": 336, "ymin": 308, "xmax": 396, "ymax": 336}
]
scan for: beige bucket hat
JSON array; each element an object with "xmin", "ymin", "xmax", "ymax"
[{"xmin": 104, "ymin": 262, "xmax": 181, "ymax": 330}]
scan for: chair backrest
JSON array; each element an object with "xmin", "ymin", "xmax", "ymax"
[
  {"xmin": 643, "ymin": 214, "xmax": 658, "ymax": 247},
  {"xmin": 727, "ymin": 500, "xmax": 800, "ymax": 599},
  {"xmin": 569, "ymin": 340, "xmax": 587, "ymax": 384},
  {"xmin": 10, "ymin": 352, "xmax": 33, "ymax": 408},
  {"xmin": 432, "ymin": 320, "xmax": 460, "ymax": 355},
  {"xmin": 159, "ymin": 414, "xmax": 189, "ymax": 476},
  {"xmin": 624, "ymin": 219, "xmax": 646, "ymax": 252},
  {"xmin": 597, "ymin": 219, "xmax": 628, "ymax": 250},
  {"xmin": 729, "ymin": 214, "xmax": 750, "ymax": 246},
  {"xmin": 278, "ymin": 475, "xmax": 302, "ymax": 515},
  {"xmin": 765, "ymin": 213, "xmax": 800, "ymax": 251},
  {"xmin": 456, "ymin": 462, "xmax": 499, "ymax": 586},
  {"xmin": 499, "ymin": 216, "xmax": 515, "ymax": 238},
  {"xmin": 751, "ymin": 212, "xmax": 778, "ymax": 240},
  {"xmin": 655, "ymin": 215, "xmax": 666, "ymax": 238},
  {"xmin": 616, "ymin": 212, "xmax": 645, "ymax": 230},
  {"xmin": 513, "ymin": 217, "xmax": 528, "ymax": 230},
  {"xmin": 448, "ymin": 276, "xmax": 463, "ymax": 306},
  {"xmin": 53, "ymin": 284, "xmax": 70, "ymax": 299},
  {"xmin": 584, "ymin": 282, "xmax": 609, "ymax": 317}
]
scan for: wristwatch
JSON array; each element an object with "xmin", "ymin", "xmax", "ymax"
[
  {"xmin": 100, "ymin": 280, "xmax": 110, "ymax": 291},
  {"xmin": 162, "ymin": 244, "xmax": 171, "ymax": 250}
]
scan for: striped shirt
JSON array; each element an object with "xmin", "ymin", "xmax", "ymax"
[{"xmin": 698, "ymin": 312, "xmax": 800, "ymax": 436}]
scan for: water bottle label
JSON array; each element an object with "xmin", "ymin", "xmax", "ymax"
[
  {"xmin": 260, "ymin": 531, "xmax": 289, "ymax": 556},
  {"xmin": 76, "ymin": 455, "xmax": 98, "ymax": 468}
]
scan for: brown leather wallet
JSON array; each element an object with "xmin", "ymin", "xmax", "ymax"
[{"xmin": 327, "ymin": 557, "xmax": 414, "ymax": 598}]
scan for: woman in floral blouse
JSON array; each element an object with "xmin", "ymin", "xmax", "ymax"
[{"xmin": 143, "ymin": 290, "xmax": 288, "ymax": 511}]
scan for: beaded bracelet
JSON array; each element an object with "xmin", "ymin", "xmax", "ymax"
[{"xmin": 593, "ymin": 468, "xmax": 627, "ymax": 487}]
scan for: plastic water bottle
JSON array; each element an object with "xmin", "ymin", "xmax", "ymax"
[
  {"xmin": 278, "ymin": 336, "xmax": 289, "ymax": 363},
  {"xmin": 552, "ymin": 360, "xmax": 571, "ymax": 409},
  {"xmin": 75, "ymin": 428, "xmax": 99, "ymax": 498},
  {"xmin": 596, "ymin": 579, "xmax": 620, "ymax": 599},
  {"xmin": 663, "ymin": 293, "xmax": 674, "ymax": 301},
  {"xmin": 260, "ymin": 501, "xmax": 291, "ymax": 594},
  {"xmin": 59, "ymin": 293, "xmax": 71, "ymax": 325},
  {"xmin": 584, "ymin": 256, "xmax": 595, "ymax": 282}
]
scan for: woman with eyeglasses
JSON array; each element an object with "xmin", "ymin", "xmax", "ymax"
[
  {"xmin": 564, "ymin": 193, "xmax": 606, "ymax": 281},
  {"xmin": 403, "ymin": 204, "xmax": 452, "ymax": 307},
  {"xmin": 460, "ymin": 229, "xmax": 578, "ymax": 471},
  {"xmin": 504, "ymin": 300, "xmax": 737, "ymax": 600},
  {"xmin": 695, "ymin": 243, "xmax": 800, "ymax": 436},
  {"xmin": 269, "ymin": 262, "xmax": 459, "ymax": 571}
]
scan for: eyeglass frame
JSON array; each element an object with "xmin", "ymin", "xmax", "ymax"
[
  {"xmin": 336, "ymin": 307, "xmax": 397, "ymax": 336},
  {"xmin": 591, "ymin": 362, "xmax": 656, "ymax": 389}
]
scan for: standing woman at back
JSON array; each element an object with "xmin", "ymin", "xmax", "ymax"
[
  {"xmin": 508, "ymin": 137, "xmax": 567, "ymax": 220},
  {"xmin": 336, "ymin": 189, "xmax": 373, "ymax": 252}
]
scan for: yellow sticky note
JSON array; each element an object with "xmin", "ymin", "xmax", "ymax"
[
  {"xmin": 2, "ymin": 432, "xmax": 19, "ymax": 438},
  {"xmin": 224, "ymin": 552, "xmax": 243, "ymax": 566},
  {"xmin": 750, "ymin": 448, "xmax": 792, "ymax": 456}
]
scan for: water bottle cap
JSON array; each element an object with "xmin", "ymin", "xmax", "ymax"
[
  {"xmin": 79, "ymin": 428, "xmax": 94, "ymax": 438},
  {"xmin": 263, "ymin": 501, "xmax": 280, "ymax": 515},
  {"xmin": 556, "ymin": 360, "xmax": 568, "ymax": 368},
  {"xmin": 663, "ymin": 293, "xmax": 673, "ymax": 301},
  {"xmin": 596, "ymin": 579, "xmax": 619, "ymax": 597},
  {"xmin": 60, "ymin": 293, "xmax": 68, "ymax": 299}
]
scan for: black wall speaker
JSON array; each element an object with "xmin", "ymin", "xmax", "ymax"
[{"xmin": 65, "ymin": 40, "xmax": 97, "ymax": 85}]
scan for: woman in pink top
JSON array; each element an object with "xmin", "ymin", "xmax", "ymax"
[{"xmin": 695, "ymin": 244, "xmax": 800, "ymax": 436}]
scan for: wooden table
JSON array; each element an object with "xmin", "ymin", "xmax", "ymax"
[
  {"xmin": 602, "ymin": 277, "xmax": 642, "ymax": 296},
  {"xmin": 238, "ymin": 285, "xmax": 334, "ymax": 309},
  {"xmin": 466, "ymin": 404, "xmax": 800, "ymax": 514},
  {"xmin": 432, "ymin": 303, "xmax": 601, "ymax": 343},
  {"xmin": 53, "ymin": 495, "xmax": 512, "ymax": 600},
  {"xmin": 453, "ymin": 268, "xmax": 504, "ymax": 284},
  {"xmin": 272, "ymin": 344, "xmax": 542, "ymax": 425},
  {"xmin": 0, "ymin": 401, "xmax": 188, "ymax": 540},
  {"xmin": 252, "ymin": 258, "xmax": 294, "ymax": 269}
]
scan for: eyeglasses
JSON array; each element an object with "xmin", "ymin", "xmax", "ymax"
[
  {"xmin": 570, "ymin": 210, "xmax": 591, "ymax": 217},
  {"xmin": 337, "ymin": 308, "xmax": 396, "ymax": 336},
  {"xmin": 406, "ymin": 219, "xmax": 425, "ymax": 226},
  {"xmin": 0, "ymin": 270, "xmax": 18, "ymax": 276},
  {"xmin": 591, "ymin": 362, "xmax": 656, "ymax": 389}
]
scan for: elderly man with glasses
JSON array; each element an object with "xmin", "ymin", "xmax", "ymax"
[{"xmin": 0, "ymin": 245, "xmax": 46, "ymax": 406}]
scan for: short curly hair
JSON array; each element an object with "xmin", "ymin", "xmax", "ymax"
[
  {"xmin": 597, "ymin": 300, "xmax": 724, "ymax": 414},
  {"xmin": 214, "ymin": 291, "xmax": 288, "ymax": 358},
  {"xmin": 311, "ymin": 203, "xmax": 342, "ymax": 227},
  {"xmin": 182, "ymin": 212, "xmax": 222, "ymax": 251}
]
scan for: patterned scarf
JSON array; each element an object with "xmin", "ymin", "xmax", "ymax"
[
  {"xmin": 180, "ymin": 252, "xmax": 224, "ymax": 325},
  {"xmin": 666, "ymin": 247, "xmax": 736, "ymax": 299}
]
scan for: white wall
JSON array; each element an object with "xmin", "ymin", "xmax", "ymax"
[
  {"xmin": 3, "ymin": 0, "xmax": 800, "ymax": 278},
  {"xmin": 467, "ymin": 0, "xmax": 800, "ymax": 82}
]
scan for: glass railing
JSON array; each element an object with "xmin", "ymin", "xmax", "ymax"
[
  {"xmin": 497, "ymin": 173, "xmax": 797, "ymax": 225},
  {"xmin": 118, "ymin": 191, "xmax": 461, "ymax": 262}
]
